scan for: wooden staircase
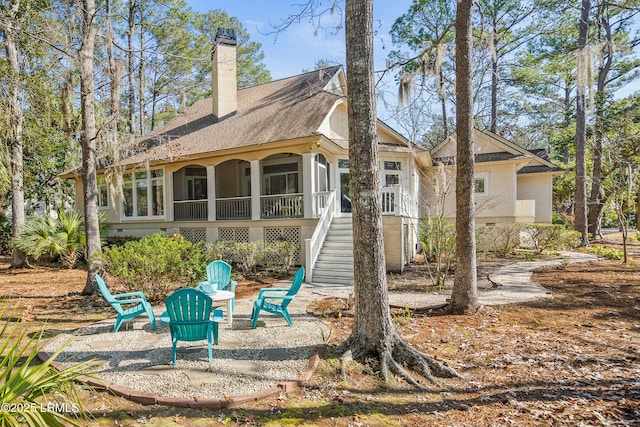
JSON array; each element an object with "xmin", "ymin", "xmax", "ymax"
[{"xmin": 310, "ymin": 217, "xmax": 354, "ymax": 286}]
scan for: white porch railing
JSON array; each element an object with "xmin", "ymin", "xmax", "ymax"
[
  {"xmin": 174, "ymin": 200, "xmax": 208, "ymax": 221},
  {"xmin": 173, "ymin": 189, "xmax": 414, "ymax": 221},
  {"xmin": 261, "ymin": 194, "xmax": 304, "ymax": 219},
  {"xmin": 305, "ymin": 190, "xmax": 336, "ymax": 282},
  {"xmin": 216, "ymin": 196, "xmax": 251, "ymax": 220},
  {"xmin": 312, "ymin": 191, "xmax": 332, "ymax": 218},
  {"xmin": 381, "ymin": 185, "xmax": 416, "ymax": 216}
]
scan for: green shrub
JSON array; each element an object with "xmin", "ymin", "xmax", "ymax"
[
  {"xmin": 521, "ymin": 223, "xmax": 581, "ymax": 254},
  {"xmin": 418, "ymin": 218, "xmax": 455, "ymax": 290},
  {"xmin": 104, "ymin": 235, "xmax": 140, "ymax": 248},
  {"xmin": 476, "ymin": 223, "xmax": 521, "ymax": 256},
  {"xmin": 262, "ymin": 240, "xmax": 298, "ymax": 275},
  {"xmin": 602, "ymin": 210, "xmax": 619, "ymax": 228},
  {"xmin": 203, "ymin": 239, "xmax": 299, "ymax": 278},
  {"xmin": 234, "ymin": 241, "xmax": 263, "ymax": 276},
  {"xmin": 475, "ymin": 226, "xmax": 492, "ymax": 256},
  {"xmin": 552, "ymin": 228, "xmax": 581, "ymax": 251},
  {"xmin": 100, "ymin": 233, "xmax": 207, "ymax": 302},
  {"xmin": 202, "ymin": 240, "xmax": 237, "ymax": 264},
  {"xmin": 12, "ymin": 211, "xmax": 107, "ymax": 268},
  {"xmin": 552, "ymin": 212, "xmax": 565, "ymax": 225},
  {"xmin": 588, "ymin": 244, "xmax": 623, "ymax": 260}
]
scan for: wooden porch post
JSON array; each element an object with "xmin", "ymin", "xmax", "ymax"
[
  {"xmin": 207, "ymin": 165, "xmax": 216, "ymax": 221},
  {"xmin": 303, "ymin": 153, "xmax": 314, "ymax": 218},
  {"xmin": 166, "ymin": 169, "xmax": 174, "ymax": 222},
  {"xmin": 251, "ymin": 160, "xmax": 261, "ymax": 220}
]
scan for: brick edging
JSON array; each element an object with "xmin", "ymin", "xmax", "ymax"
[{"xmin": 38, "ymin": 344, "xmax": 324, "ymax": 409}]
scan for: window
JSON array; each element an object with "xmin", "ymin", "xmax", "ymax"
[
  {"xmin": 122, "ymin": 169, "xmax": 165, "ymax": 218},
  {"xmin": 384, "ymin": 161, "xmax": 401, "ymax": 171},
  {"xmin": 98, "ymin": 177, "xmax": 109, "ymax": 209},
  {"xmin": 474, "ymin": 172, "xmax": 489, "ymax": 196},
  {"xmin": 383, "ymin": 161, "xmax": 402, "ymax": 187}
]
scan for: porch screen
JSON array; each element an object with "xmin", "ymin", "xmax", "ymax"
[{"xmin": 263, "ymin": 163, "xmax": 299, "ymax": 195}]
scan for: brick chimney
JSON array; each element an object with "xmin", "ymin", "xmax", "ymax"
[{"xmin": 212, "ymin": 28, "xmax": 237, "ymax": 121}]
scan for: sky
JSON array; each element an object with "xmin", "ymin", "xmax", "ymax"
[{"xmin": 186, "ymin": 1, "xmax": 413, "ymax": 80}]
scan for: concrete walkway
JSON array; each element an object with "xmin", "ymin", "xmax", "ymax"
[
  {"xmin": 303, "ymin": 251, "xmax": 599, "ymax": 308},
  {"xmin": 477, "ymin": 251, "xmax": 598, "ymax": 305}
]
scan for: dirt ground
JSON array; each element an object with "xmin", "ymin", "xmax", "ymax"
[{"xmin": 1, "ymin": 237, "xmax": 639, "ymax": 426}]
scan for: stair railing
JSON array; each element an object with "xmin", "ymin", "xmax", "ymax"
[{"xmin": 304, "ymin": 190, "xmax": 336, "ymax": 282}]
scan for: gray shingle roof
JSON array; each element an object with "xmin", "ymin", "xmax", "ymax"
[
  {"xmin": 518, "ymin": 164, "xmax": 565, "ymax": 174},
  {"xmin": 432, "ymin": 152, "xmax": 524, "ymax": 165},
  {"xmin": 114, "ymin": 66, "xmax": 344, "ymax": 167}
]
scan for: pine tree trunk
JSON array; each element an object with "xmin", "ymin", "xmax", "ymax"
[
  {"xmin": 439, "ymin": 68, "xmax": 448, "ymax": 137},
  {"xmin": 78, "ymin": 0, "xmax": 102, "ymax": 294},
  {"xmin": 128, "ymin": 0, "xmax": 137, "ymax": 136},
  {"xmin": 575, "ymin": 0, "xmax": 591, "ymax": 246},
  {"xmin": 562, "ymin": 80, "xmax": 572, "ymax": 163},
  {"xmin": 342, "ymin": 0, "xmax": 460, "ymax": 387},
  {"xmin": 2, "ymin": 3, "xmax": 29, "ymax": 269},
  {"xmin": 138, "ymin": 3, "xmax": 146, "ymax": 136},
  {"xmin": 490, "ymin": 25, "xmax": 498, "ymax": 134},
  {"xmin": 450, "ymin": 0, "xmax": 478, "ymax": 314},
  {"xmin": 106, "ymin": 0, "xmax": 120, "ymax": 158},
  {"xmin": 588, "ymin": 12, "xmax": 613, "ymax": 238},
  {"xmin": 61, "ymin": 70, "xmax": 75, "ymax": 145},
  {"xmin": 345, "ymin": 0, "xmax": 395, "ymax": 360}
]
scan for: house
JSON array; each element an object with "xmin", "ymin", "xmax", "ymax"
[
  {"xmin": 64, "ymin": 29, "xmax": 430, "ymax": 286},
  {"xmin": 64, "ymin": 29, "xmax": 561, "ymax": 286},
  {"xmin": 424, "ymin": 129, "xmax": 564, "ymax": 225}
]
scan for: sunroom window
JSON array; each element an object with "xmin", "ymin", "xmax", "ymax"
[
  {"xmin": 97, "ymin": 177, "xmax": 109, "ymax": 209},
  {"xmin": 122, "ymin": 169, "xmax": 165, "ymax": 218}
]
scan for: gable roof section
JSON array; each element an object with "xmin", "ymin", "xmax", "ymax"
[
  {"xmin": 480, "ymin": 130, "xmax": 563, "ymax": 174},
  {"xmin": 111, "ymin": 66, "xmax": 345, "ymax": 168},
  {"xmin": 431, "ymin": 129, "xmax": 563, "ymax": 175}
]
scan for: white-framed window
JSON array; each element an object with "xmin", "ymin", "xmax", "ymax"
[
  {"xmin": 474, "ymin": 172, "xmax": 489, "ymax": 196},
  {"xmin": 383, "ymin": 160, "xmax": 402, "ymax": 187},
  {"xmin": 97, "ymin": 177, "xmax": 109, "ymax": 209},
  {"xmin": 122, "ymin": 168, "xmax": 165, "ymax": 219}
]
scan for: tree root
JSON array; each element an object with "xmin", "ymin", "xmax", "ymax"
[
  {"xmin": 382, "ymin": 350, "xmax": 427, "ymax": 389},
  {"xmin": 392, "ymin": 334, "xmax": 460, "ymax": 383},
  {"xmin": 337, "ymin": 332, "xmax": 462, "ymax": 390}
]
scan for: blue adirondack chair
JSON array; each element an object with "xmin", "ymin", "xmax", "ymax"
[
  {"xmin": 251, "ymin": 267, "xmax": 305, "ymax": 329},
  {"xmin": 96, "ymin": 274, "xmax": 157, "ymax": 333},
  {"xmin": 164, "ymin": 288, "xmax": 220, "ymax": 366},
  {"xmin": 199, "ymin": 260, "xmax": 238, "ymax": 311}
]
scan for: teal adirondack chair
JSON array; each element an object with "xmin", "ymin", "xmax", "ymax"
[
  {"xmin": 96, "ymin": 274, "xmax": 157, "ymax": 333},
  {"xmin": 251, "ymin": 267, "xmax": 305, "ymax": 329},
  {"xmin": 164, "ymin": 288, "xmax": 220, "ymax": 366},
  {"xmin": 199, "ymin": 260, "xmax": 238, "ymax": 311}
]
